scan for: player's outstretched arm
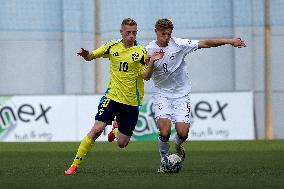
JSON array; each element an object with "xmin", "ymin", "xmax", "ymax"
[
  {"xmin": 77, "ymin": 48, "xmax": 94, "ymax": 61},
  {"xmin": 198, "ymin": 38, "xmax": 246, "ymax": 49}
]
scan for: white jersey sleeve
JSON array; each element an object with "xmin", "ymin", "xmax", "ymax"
[{"xmin": 173, "ymin": 37, "xmax": 199, "ymax": 55}]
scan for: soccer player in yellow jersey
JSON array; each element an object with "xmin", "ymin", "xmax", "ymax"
[{"xmin": 65, "ymin": 18, "xmax": 164, "ymax": 175}]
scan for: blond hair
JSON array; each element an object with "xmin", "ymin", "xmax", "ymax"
[{"xmin": 121, "ymin": 18, "xmax": 137, "ymax": 26}]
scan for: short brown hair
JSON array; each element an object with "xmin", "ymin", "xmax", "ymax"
[
  {"xmin": 121, "ymin": 18, "xmax": 137, "ymax": 26},
  {"xmin": 155, "ymin": 18, "xmax": 174, "ymax": 31}
]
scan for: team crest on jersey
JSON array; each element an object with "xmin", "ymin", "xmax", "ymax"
[
  {"xmin": 113, "ymin": 52, "xmax": 119, "ymax": 57},
  {"xmin": 132, "ymin": 52, "xmax": 139, "ymax": 61}
]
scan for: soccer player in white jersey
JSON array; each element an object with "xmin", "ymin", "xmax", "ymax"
[{"xmin": 145, "ymin": 18, "xmax": 246, "ymax": 171}]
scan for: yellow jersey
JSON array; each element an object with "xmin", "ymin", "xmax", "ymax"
[{"xmin": 91, "ymin": 39, "xmax": 147, "ymax": 106}]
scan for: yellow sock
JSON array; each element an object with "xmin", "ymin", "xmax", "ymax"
[
  {"xmin": 113, "ymin": 128, "xmax": 118, "ymax": 138},
  {"xmin": 72, "ymin": 136, "xmax": 94, "ymax": 167}
]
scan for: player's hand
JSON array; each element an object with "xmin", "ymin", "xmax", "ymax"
[
  {"xmin": 77, "ymin": 48, "xmax": 90, "ymax": 60},
  {"xmin": 149, "ymin": 50, "xmax": 164, "ymax": 62},
  {"xmin": 231, "ymin": 38, "xmax": 246, "ymax": 48}
]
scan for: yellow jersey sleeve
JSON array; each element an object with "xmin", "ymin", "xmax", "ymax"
[{"xmin": 90, "ymin": 40, "xmax": 120, "ymax": 59}]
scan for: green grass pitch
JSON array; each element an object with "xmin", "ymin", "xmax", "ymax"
[{"xmin": 1, "ymin": 140, "xmax": 284, "ymax": 189}]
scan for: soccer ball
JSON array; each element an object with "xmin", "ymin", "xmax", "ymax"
[{"xmin": 160, "ymin": 154, "xmax": 183, "ymax": 173}]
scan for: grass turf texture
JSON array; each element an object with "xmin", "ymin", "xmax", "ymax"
[{"xmin": 1, "ymin": 140, "xmax": 284, "ymax": 189}]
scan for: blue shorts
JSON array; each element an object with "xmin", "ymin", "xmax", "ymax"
[{"xmin": 95, "ymin": 96, "xmax": 139, "ymax": 136}]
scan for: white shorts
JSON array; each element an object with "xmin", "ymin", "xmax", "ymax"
[{"xmin": 152, "ymin": 94, "xmax": 192, "ymax": 124}]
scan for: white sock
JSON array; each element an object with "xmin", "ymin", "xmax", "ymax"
[
  {"xmin": 174, "ymin": 134, "xmax": 184, "ymax": 147},
  {"xmin": 158, "ymin": 137, "xmax": 170, "ymax": 158}
]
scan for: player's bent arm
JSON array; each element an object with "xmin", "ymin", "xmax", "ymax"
[
  {"xmin": 198, "ymin": 38, "xmax": 246, "ymax": 49},
  {"xmin": 141, "ymin": 59, "xmax": 155, "ymax": 81},
  {"xmin": 78, "ymin": 41, "xmax": 115, "ymax": 61},
  {"xmin": 141, "ymin": 51, "xmax": 164, "ymax": 80}
]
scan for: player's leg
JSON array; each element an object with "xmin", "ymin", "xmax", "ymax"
[
  {"xmin": 115, "ymin": 103, "xmax": 139, "ymax": 148},
  {"xmin": 64, "ymin": 120, "xmax": 107, "ymax": 175},
  {"xmin": 108, "ymin": 118, "xmax": 118, "ymax": 142},
  {"xmin": 65, "ymin": 120, "xmax": 107, "ymax": 174},
  {"xmin": 174, "ymin": 122, "xmax": 189, "ymax": 160},
  {"xmin": 116, "ymin": 132, "xmax": 131, "ymax": 148},
  {"xmin": 153, "ymin": 96, "xmax": 172, "ymax": 158},
  {"xmin": 157, "ymin": 118, "xmax": 172, "ymax": 158},
  {"xmin": 172, "ymin": 95, "xmax": 191, "ymax": 161},
  {"xmin": 156, "ymin": 117, "xmax": 172, "ymax": 173},
  {"xmin": 65, "ymin": 97, "xmax": 115, "ymax": 175}
]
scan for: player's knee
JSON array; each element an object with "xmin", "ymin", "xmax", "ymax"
[
  {"xmin": 117, "ymin": 140, "xmax": 129, "ymax": 148},
  {"xmin": 118, "ymin": 144, "xmax": 126, "ymax": 148},
  {"xmin": 159, "ymin": 129, "xmax": 171, "ymax": 138},
  {"xmin": 177, "ymin": 133, "xmax": 188, "ymax": 141}
]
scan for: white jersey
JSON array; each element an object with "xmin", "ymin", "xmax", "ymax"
[{"xmin": 146, "ymin": 37, "xmax": 199, "ymax": 98}]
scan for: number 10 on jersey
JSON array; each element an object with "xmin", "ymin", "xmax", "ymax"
[{"xmin": 119, "ymin": 62, "xmax": 128, "ymax": 72}]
